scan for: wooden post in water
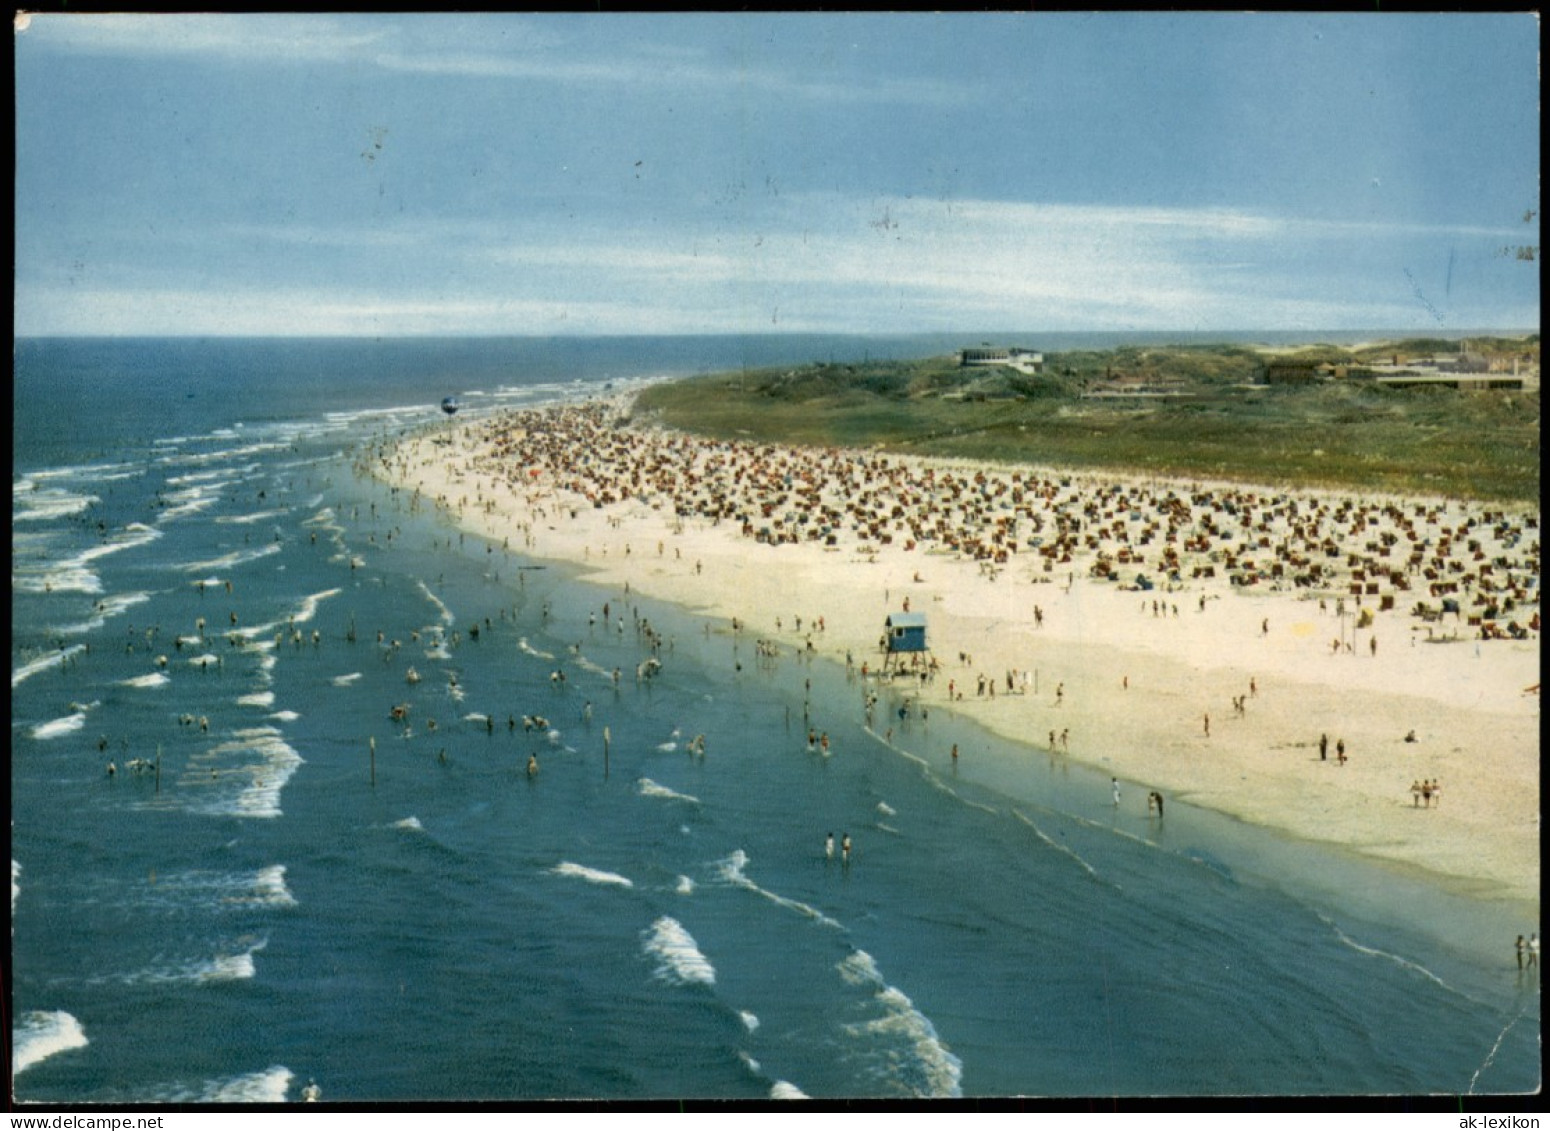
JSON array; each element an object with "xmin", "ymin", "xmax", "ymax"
[{"xmin": 370, "ymin": 736, "xmax": 376, "ymax": 787}]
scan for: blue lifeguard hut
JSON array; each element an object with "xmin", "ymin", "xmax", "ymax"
[{"xmin": 884, "ymin": 612, "xmax": 928, "ymax": 671}]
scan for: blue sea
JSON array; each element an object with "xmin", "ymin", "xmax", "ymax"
[{"xmin": 10, "ymin": 334, "xmax": 1540, "ymax": 1104}]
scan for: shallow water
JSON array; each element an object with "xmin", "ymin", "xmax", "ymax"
[{"xmin": 11, "ymin": 336, "xmax": 1540, "ymax": 1101}]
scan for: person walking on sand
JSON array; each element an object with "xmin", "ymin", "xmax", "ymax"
[
  {"xmin": 1529, "ymin": 934, "xmax": 1539, "ymax": 968},
  {"xmin": 1203, "ymin": 712, "xmax": 1210, "ymax": 738},
  {"xmin": 1411, "ymin": 780, "xmax": 1423, "ymax": 807},
  {"xmin": 1319, "ymin": 733, "xmax": 1328, "ymax": 761},
  {"xmin": 1336, "ymin": 739, "xmax": 1346, "ymax": 766},
  {"xmin": 1517, "ymin": 935, "xmax": 1526, "ymax": 969}
]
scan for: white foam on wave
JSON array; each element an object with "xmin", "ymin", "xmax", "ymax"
[
  {"xmin": 770, "ymin": 1081, "xmax": 809, "ymax": 1100},
  {"xmin": 518, "ymin": 637, "xmax": 555, "ymax": 660},
  {"xmin": 30, "ymin": 711, "xmax": 88, "ymax": 740},
  {"xmin": 12, "ymin": 481, "xmax": 100, "ymax": 522},
  {"xmin": 158, "ymin": 1065, "xmax": 295, "ymax": 1104},
  {"xmin": 160, "ymin": 440, "xmax": 285, "ymax": 469},
  {"xmin": 1318, "ymin": 912, "xmax": 1456, "ymax": 993},
  {"xmin": 1012, "ymin": 809, "xmax": 1102, "ymax": 881},
  {"xmin": 717, "ymin": 849, "xmax": 841, "ymax": 929},
  {"xmin": 121, "ymin": 672, "xmax": 171, "ymax": 689},
  {"xmin": 148, "ymin": 865, "xmax": 298, "ymax": 911},
  {"xmin": 180, "ymin": 543, "xmax": 282, "ymax": 574},
  {"xmin": 836, "ymin": 950, "xmax": 963, "ymax": 1098},
  {"xmin": 551, "ymin": 861, "xmax": 634, "ymax": 888},
  {"xmin": 13, "ymin": 525, "xmax": 162, "ymax": 596},
  {"xmin": 12, "ymin": 1010, "xmax": 89, "ymax": 1075},
  {"xmin": 54, "ymin": 589, "xmax": 154, "ymax": 636},
  {"xmin": 393, "ymin": 816, "xmax": 424, "ymax": 832},
  {"xmin": 122, "ymin": 936, "xmax": 267, "ymax": 985},
  {"xmin": 638, "ymin": 778, "xmax": 699, "ymax": 805},
  {"xmin": 12, "ymin": 645, "xmax": 88, "ymax": 688},
  {"xmin": 675, "ymin": 875, "xmax": 695, "ymax": 895},
  {"xmin": 332, "ymin": 672, "xmax": 362, "ymax": 686},
  {"xmin": 185, "ymin": 652, "xmax": 222, "ymax": 669},
  {"xmin": 642, "ymin": 916, "xmax": 716, "ymax": 986},
  {"xmin": 215, "ymin": 508, "xmax": 290, "ymax": 526},
  {"xmin": 11, "ymin": 859, "xmax": 19, "ymax": 916},
  {"xmin": 877, "ymin": 801, "xmax": 897, "ymax": 817},
  {"xmin": 237, "ymin": 690, "xmax": 276, "ymax": 708},
  {"xmin": 417, "ymin": 581, "xmax": 454, "ymax": 628},
  {"xmin": 740, "ymin": 1010, "xmax": 760, "ymax": 1032},
  {"xmin": 290, "ymin": 587, "xmax": 342, "ymax": 625},
  {"xmin": 268, "ymin": 710, "xmax": 300, "ymax": 722},
  {"xmin": 180, "ymin": 727, "xmax": 303, "ymax": 819}
]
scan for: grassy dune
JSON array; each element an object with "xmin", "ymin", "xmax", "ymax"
[{"xmin": 633, "ymin": 343, "xmax": 1540, "ymax": 503}]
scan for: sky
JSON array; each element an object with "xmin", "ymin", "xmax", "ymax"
[{"xmin": 13, "ymin": 11, "xmax": 1542, "ymax": 337}]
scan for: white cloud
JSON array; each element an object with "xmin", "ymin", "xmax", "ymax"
[
  {"xmin": 22, "ymin": 12, "xmax": 973, "ymax": 106},
  {"xmin": 16, "ymin": 192, "xmax": 1536, "ymax": 337}
]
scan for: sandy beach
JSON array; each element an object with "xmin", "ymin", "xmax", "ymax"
[{"xmin": 370, "ymin": 397, "xmax": 1540, "ymax": 910}]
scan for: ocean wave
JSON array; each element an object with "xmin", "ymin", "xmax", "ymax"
[
  {"xmin": 180, "ymin": 543, "xmax": 282, "ymax": 574},
  {"xmin": 215, "ymin": 508, "xmax": 291, "ymax": 525},
  {"xmin": 30, "ymin": 711, "xmax": 88, "ymax": 740},
  {"xmin": 11, "ymin": 859, "xmax": 19, "ymax": 916},
  {"xmin": 1013, "ymin": 809, "xmax": 1101, "ymax": 881},
  {"xmin": 770, "ymin": 1081, "xmax": 809, "ymax": 1100},
  {"xmin": 157, "ymin": 1065, "xmax": 294, "ymax": 1104},
  {"xmin": 877, "ymin": 801, "xmax": 897, "ymax": 817},
  {"xmin": 638, "ymin": 778, "xmax": 699, "ymax": 805},
  {"xmin": 393, "ymin": 816, "xmax": 424, "ymax": 832},
  {"xmin": 676, "ymin": 875, "xmax": 695, "ymax": 895},
  {"xmin": 1318, "ymin": 913, "xmax": 1456, "ymax": 994},
  {"xmin": 551, "ymin": 861, "xmax": 634, "ymax": 888},
  {"xmin": 12, "ymin": 1010, "xmax": 89, "ymax": 1076},
  {"xmin": 12, "ymin": 645, "xmax": 87, "ymax": 688},
  {"xmin": 237, "ymin": 691, "xmax": 276, "ymax": 708},
  {"xmin": 642, "ymin": 916, "xmax": 715, "ymax": 986},
  {"xmin": 179, "ymin": 728, "xmax": 303, "ymax": 819},
  {"xmin": 289, "ymin": 588, "xmax": 342, "ymax": 625},
  {"xmin": 12, "ymin": 482, "xmax": 100, "ymax": 522},
  {"xmin": 740, "ymin": 1011, "xmax": 760, "ymax": 1032},
  {"xmin": 12, "ymin": 525, "xmax": 161, "ymax": 595},
  {"xmin": 716, "ymin": 849, "xmax": 841, "ymax": 929},
  {"xmin": 269, "ymin": 710, "xmax": 300, "ymax": 722},
  {"xmin": 332, "ymin": 672, "xmax": 362, "ymax": 686},
  {"xmin": 836, "ymin": 950, "xmax": 962, "ymax": 1098},
  {"xmin": 54, "ymin": 590, "xmax": 154, "ymax": 636},
  {"xmin": 417, "ymin": 581, "xmax": 454, "ymax": 627},
  {"xmin": 518, "ymin": 637, "xmax": 555, "ymax": 661},
  {"xmin": 120, "ymin": 672, "xmax": 171, "ymax": 689},
  {"xmin": 144, "ymin": 866, "xmax": 298, "ymax": 912},
  {"xmin": 121, "ymin": 937, "xmax": 267, "ymax": 985}
]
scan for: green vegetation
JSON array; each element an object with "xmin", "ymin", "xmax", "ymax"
[{"xmin": 632, "ymin": 340, "xmax": 1540, "ymax": 503}]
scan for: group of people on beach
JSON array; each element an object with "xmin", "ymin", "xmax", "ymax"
[{"xmin": 421, "ymin": 400, "xmax": 1538, "ymax": 645}]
